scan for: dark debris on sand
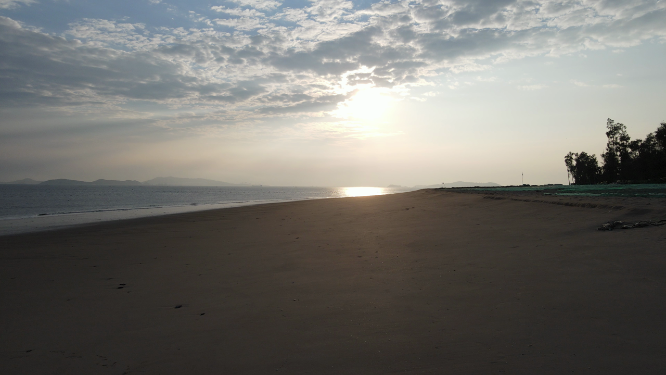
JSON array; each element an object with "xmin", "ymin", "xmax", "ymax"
[{"xmin": 597, "ymin": 219, "xmax": 666, "ymax": 231}]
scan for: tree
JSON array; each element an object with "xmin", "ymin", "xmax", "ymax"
[
  {"xmin": 565, "ymin": 152, "xmax": 574, "ymax": 185},
  {"xmin": 647, "ymin": 122, "xmax": 666, "ymax": 178},
  {"xmin": 565, "ymin": 119, "xmax": 666, "ymax": 185},
  {"xmin": 600, "ymin": 118, "xmax": 630, "ymax": 182},
  {"xmin": 655, "ymin": 122, "xmax": 666, "ymax": 150},
  {"xmin": 564, "ymin": 151, "xmax": 601, "ymax": 185}
]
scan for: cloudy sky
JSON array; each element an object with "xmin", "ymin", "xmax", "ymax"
[{"xmin": 1, "ymin": 0, "xmax": 664, "ymax": 186}]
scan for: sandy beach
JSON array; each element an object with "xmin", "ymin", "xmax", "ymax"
[{"xmin": 1, "ymin": 189, "xmax": 666, "ymax": 374}]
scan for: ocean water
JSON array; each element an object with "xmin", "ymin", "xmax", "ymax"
[{"xmin": 0, "ymin": 185, "xmax": 414, "ymax": 235}]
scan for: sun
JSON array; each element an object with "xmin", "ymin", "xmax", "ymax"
[{"xmin": 332, "ymin": 88, "xmax": 391, "ymax": 121}]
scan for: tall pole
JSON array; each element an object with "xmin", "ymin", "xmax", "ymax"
[{"xmin": 522, "ymin": 172, "xmax": 523, "ymax": 185}]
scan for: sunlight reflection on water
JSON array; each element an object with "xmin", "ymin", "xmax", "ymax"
[
  {"xmin": 342, "ymin": 187, "xmax": 385, "ymax": 197},
  {"xmin": 0, "ymin": 185, "xmax": 407, "ymax": 235}
]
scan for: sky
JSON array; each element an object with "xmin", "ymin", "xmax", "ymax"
[{"xmin": 0, "ymin": 0, "xmax": 664, "ymax": 186}]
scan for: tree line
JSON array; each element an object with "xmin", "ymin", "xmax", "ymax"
[{"xmin": 565, "ymin": 119, "xmax": 666, "ymax": 185}]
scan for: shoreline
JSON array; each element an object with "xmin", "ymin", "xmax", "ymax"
[
  {"xmin": 2, "ymin": 190, "xmax": 665, "ymax": 374},
  {"xmin": 0, "ymin": 198, "xmax": 302, "ymax": 237},
  {"xmin": 0, "ymin": 187, "xmax": 415, "ymax": 237}
]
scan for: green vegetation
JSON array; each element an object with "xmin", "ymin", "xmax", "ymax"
[{"xmin": 565, "ymin": 119, "xmax": 666, "ymax": 185}]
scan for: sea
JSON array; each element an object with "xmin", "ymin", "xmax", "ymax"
[{"xmin": 0, "ymin": 185, "xmax": 415, "ymax": 236}]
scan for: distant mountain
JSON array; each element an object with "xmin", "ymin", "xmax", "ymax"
[
  {"xmin": 142, "ymin": 177, "xmax": 246, "ymax": 187},
  {"xmin": 40, "ymin": 179, "xmax": 141, "ymax": 186},
  {"xmin": 91, "ymin": 179, "xmax": 141, "ymax": 186},
  {"xmin": 3, "ymin": 178, "xmax": 42, "ymax": 184},
  {"xmin": 441, "ymin": 181, "xmax": 501, "ymax": 188},
  {"xmin": 40, "ymin": 179, "xmax": 88, "ymax": 185},
  {"xmin": 411, "ymin": 181, "xmax": 500, "ymax": 189},
  {"xmin": 412, "ymin": 184, "xmax": 445, "ymax": 189},
  {"xmin": 9, "ymin": 177, "xmax": 244, "ymax": 186}
]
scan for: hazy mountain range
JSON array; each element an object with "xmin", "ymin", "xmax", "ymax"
[
  {"xmin": 2, "ymin": 177, "xmax": 249, "ymax": 187},
  {"xmin": 440, "ymin": 181, "xmax": 501, "ymax": 188},
  {"xmin": 3, "ymin": 178, "xmax": 501, "ymax": 188},
  {"xmin": 406, "ymin": 181, "xmax": 501, "ymax": 188}
]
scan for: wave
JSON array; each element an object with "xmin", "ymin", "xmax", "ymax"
[{"xmin": 0, "ymin": 196, "xmax": 332, "ymax": 222}]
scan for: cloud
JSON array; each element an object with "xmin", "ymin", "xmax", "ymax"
[
  {"xmin": 259, "ymin": 93, "xmax": 350, "ymax": 115},
  {"xmin": 1, "ymin": 0, "xmax": 665, "ymax": 124},
  {"xmin": 228, "ymin": 0, "xmax": 281, "ymax": 11},
  {"xmin": 518, "ymin": 84, "xmax": 548, "ymax": 90},
  {"xmin": 0, "ymin": 0, "xmax": 35, "ymax": 9},
  {"xmin": 211, "ymin": 6, "xmax": 265, "ymax": 18},
  {"xmin": 603, "ymin": 83, "xmax": 622, "ymax": 89},
  {"xmin": 306, "ymin": 0, "xmax": 354, "ymax": 23},
  {"xmin": 293, "ymin": 120, "xmax": 401, "ymax": 140},
  {"xmin": 361, "ymin": 1, "xmax": 408, "ymax": 17},
  {"xmin": 215, "ymin": 17, "xmax": 267, "ymax": 30},
  {"xmin": 0, "ymin": 17, "xmax": 270, "ymax": 109}
]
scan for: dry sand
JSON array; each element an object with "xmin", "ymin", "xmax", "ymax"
[{"xmin": 1, "ymin": 189, "xmax": 666, "ymax": 374}]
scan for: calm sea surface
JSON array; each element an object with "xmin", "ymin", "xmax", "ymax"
[{"xmin": 0, "ymin": 185, "xmax": 414, "ymax": 235}]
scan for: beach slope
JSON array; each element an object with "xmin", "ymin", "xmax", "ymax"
[{"xmin": 1, "ymin": 190, "xmax": 665, "ymax": 374}]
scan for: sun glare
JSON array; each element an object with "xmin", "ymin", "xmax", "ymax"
[
  {"xmin": 343, "ymin": 187, "xmax": 385, "ymax": 197},
  {"xmin": 333, "ymin": 89, "xmax": 391, "ymax": 121}
]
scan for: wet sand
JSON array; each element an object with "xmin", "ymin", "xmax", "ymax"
[{"xmin": 1, "ymin": 189, "xmax": 666, "ymax": 374}]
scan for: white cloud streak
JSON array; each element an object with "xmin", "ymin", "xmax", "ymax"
[
  {"xmin": 0, "ymin": 0, "xmax": 35, "ymax": 9},
  {"xmin": 228, "ymin": 0, "xmax": 281, "ymax": 11},
  {"xmin": 518, "ymin": 84, "xmax": 548, "ymax": 90}
]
